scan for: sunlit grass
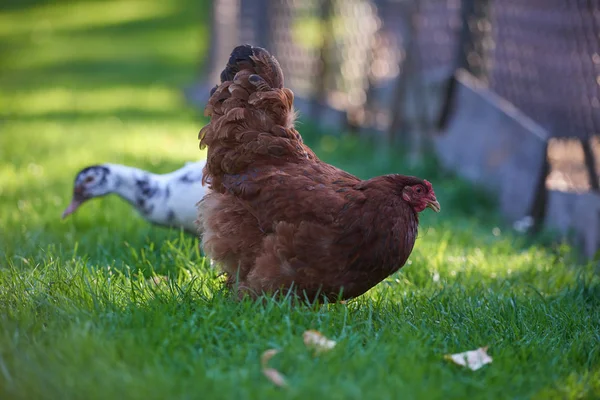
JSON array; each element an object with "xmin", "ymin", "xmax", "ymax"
[
  {"xmin": 2, "ymin": 27, "xmax": 201, "ymax": 72},
  {"xmin": 0, "ymin": 0, "xmax": 205, "ymax": 88},
  {"xmin": 0, "ymin": 0, "xmax": 177, "ymax": 38},
  {"xmin": 2, "ymin": 86, "xmax": 185, "ymax": 115},
  {"xmin": 1, "ymin": 0, "xmax": 599, "ymax": 399}
]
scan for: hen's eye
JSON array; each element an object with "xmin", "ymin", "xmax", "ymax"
[
  {"xmin": 84, "ymin": 176, "xmax": 94, "ymax": 184},
  {"xmin": 415, "ymin": 186, "xmax": 422, "ymax": 194}
]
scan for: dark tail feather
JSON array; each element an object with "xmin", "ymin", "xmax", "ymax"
[
  {"xmin": 213, "ymin": 44, "xmax": 284, "ymax": 97},
  {"xmin": 220, "ymin": 44, "xmax": 255, "ymax": 83}
]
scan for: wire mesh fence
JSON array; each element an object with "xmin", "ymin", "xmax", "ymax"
[
  {"xmin": 194, "ymin": 0, "xmax": 600, "ymax": 195},
  {"xmin": 484, "ymin": 1, "xmax": 600, "ymax": 192}
]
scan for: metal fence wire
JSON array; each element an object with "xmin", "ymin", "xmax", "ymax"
[{"xmin": 199, "ymin": 0, "xmax": 600, "ymax": 193}]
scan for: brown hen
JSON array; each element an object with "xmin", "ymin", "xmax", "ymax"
[{"xmin": 197, "ymin": 44, "xmax": 440, "ymax": 301}]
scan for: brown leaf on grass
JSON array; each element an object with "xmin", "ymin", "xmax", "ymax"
[
  {"xmin": 303, "ymin": 330, "xmax": 336, "ymax": 354},
  {"xmin": 261, "ymin": 349, "xmax": 287, "ymax": 388},
  {"xmin": 444, "ymin": 347, "xmax": 493, "ymax": 371},
  {"xmin": 146, "ymin": 275, "xmax": 168, "ymax": 286},
  {"xmin": 262, "ymin": 368, "xmax": 287, "ymax": 387},
  {"xmin": 261, "ymin": 349, "xmax": 279, "ymax": 367}
]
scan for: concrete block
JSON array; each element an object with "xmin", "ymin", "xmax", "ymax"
[
  {"xmin": 548, "ymin": 190, "xmax": 600, "ymax": 259},
  {"xmin": 434, "ymin": 70, "xmax": 548, "ymax": 221}
]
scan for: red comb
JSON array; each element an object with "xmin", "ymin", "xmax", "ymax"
[{"xmin": 424, "ymin": 180, "xmax": 435, "ymax": 195}]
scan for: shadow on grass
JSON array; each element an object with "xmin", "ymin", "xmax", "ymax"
[
  {"xmin": 0, "ymin": 0, "xmax": 210, "ymax": 91},
  {"xmin": 0, "ymin": 0, "xmax": 83, "ymax": 12},
  {"xmin": 2, "ymin": 60, "xmax": 198, "ymax": 89},
  {"xmin": 3, "ymin": 108, "xmax": 200, "ymax": 123}
]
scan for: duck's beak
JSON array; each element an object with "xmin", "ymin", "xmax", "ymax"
[
  {"xmin": 61, "ymin": 198, "xmax": 83, "ymax": 219},
  {"xmin": 426, "ymin": 198, "xmax": 441, "ymax": 213}
]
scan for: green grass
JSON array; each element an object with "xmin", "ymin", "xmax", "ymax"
[{"xmin": 1, "ymin": 1, "xmax": 599, "ymax": 399}]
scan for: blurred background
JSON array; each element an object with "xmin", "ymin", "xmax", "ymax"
[
  {"xmin": 186, "ymin": 0, "xmax": 600, "ymax": 258},
  {"xmin": 1, "ymin": 0, "xmax": 599, "ymax": 259}
]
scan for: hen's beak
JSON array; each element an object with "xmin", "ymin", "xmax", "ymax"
[
  {"xmin": 62, "ymin": 198, "xmax": 83, "ymax": 219},
  {"xmin": 426, "ymin": 198, "xmax": 441, "ymax": 213}
]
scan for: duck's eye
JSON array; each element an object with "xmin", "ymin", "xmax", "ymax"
[{"xmin": 84, "ymin": 176, "xmax": 94, "ymax": 184}]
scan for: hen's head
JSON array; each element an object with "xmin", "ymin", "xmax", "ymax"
[
  {"xmin": 399, "ymin": 177, "xmax": 440, "ymax": 213},
  {"xmin": 62, "ymin": 165, "xmax": 115, "ymax": 219}
]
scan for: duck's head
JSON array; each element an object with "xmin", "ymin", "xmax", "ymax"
[{"xmin": 62, "ymin": 165, "xmax": 117, "ymax": 219}]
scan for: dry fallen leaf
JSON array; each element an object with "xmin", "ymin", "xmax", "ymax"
[
  {"xmin": 261, "ymin": 349, "xmax": 287, "ymax": 388},
  {"xmin": 303, "ymin": 330, "xmax": 336, "ymax": 354},
  {"xmin": 261, "ymin": 349, "xmax": 279, "ymax": 367},
  {"xmin": 262, "ymin": 368, "xmax": 287, "ymax": 387},
  {"xmin": 444, "ymin": 347, "xmax": 493, "ymax": 371},
  {"xmin": 146, "ymin": 275, "xmax": 168, "ymax": 286}
]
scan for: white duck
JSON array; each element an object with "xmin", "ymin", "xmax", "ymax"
[{"xmin": 62, "ymin": 160, "xmax": 208, "ymax": 234}]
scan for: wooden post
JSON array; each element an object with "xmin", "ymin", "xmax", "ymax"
[
  {"xmin": 206, "ymin": 0, "xmax": 241, "ymax": 84},
  {"xmin": 528, "ymin": 143, "xmax": 551, "ymax": 234},
  {"xmin": 435, "ymin": 0, "xmax": 491, "ymax": 131},
  {"xmin": 406, "ymin": 0, "xmax": 433, "ymax": 165},
  {"xmin": 581, "ymin": 138, "xmax": 600, "ymax": 191},
  {"xmin": 311, "ymin": 0, "xmax": 333, "ymax": 121},
  {"xmin": 385, "ymin": 3, "xmax": 413, "ymax": 146},
  {"xmin": 255, "ymin": 0, "xmax": 271, "ymax": 49}
]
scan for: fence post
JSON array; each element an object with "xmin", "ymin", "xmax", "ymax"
[
  {"xmin": 435, "ymin": 0, "xmax": 490, "ymax": 131},
  {"xmin": 311, "ymin": 0, "xmax": 333, "ymax": 122},
  {"xmin": 200, "ymin": 0, "xmax": 241, "ymax": 90},
  {"xmin": 406, "ymin": 0, "xmax": 434, "ymax": 165},
  {"xmin": 528, "ymin": 143, "xmax": 551, "ymax": 234},
  {"xmin": 385, "ymin": 3, "xmax": 414, "ymax": 146},
  {"xmin": 581, "ymin": 138, "xmax": 600, "ymax": 191},
  {"xmin": 255, "ymin": 0, "xmax": 271, "ymax": 49}
]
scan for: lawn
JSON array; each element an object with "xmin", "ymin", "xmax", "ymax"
[{"xmin": 1, "ymin": 1, "xmax": 599, "ymax": 399}]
